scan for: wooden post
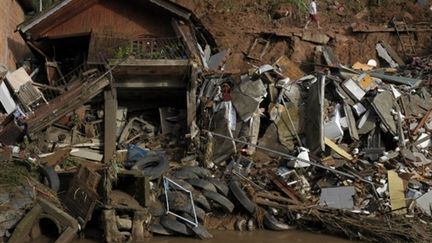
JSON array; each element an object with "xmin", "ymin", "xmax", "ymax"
[
  {"xmin": 104, "ymin": 88, "xmax": 117, "ymax": 163},
  {"xmin": 186, "ymin": 63, "xmax": 197, "ymax": 131}
]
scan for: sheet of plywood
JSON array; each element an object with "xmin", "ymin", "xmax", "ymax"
[{"xmin": 388, "ymin": 170, "xmax": 407, "ymax": 215}]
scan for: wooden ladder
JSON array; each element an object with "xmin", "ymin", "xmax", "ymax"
[{"xmin": 392, "ymin": 17, "xmax": 416, "ymax": 57}]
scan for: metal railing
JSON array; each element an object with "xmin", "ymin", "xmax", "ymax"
[
  {"xmin": 103, "ymin": 36, "xmax": 189, "ymax": 61},
  {"xmin": 37, "ymin": 35, "xmax": 188, "ymax": 101}
]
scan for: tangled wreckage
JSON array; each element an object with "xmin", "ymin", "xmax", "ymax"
[{"xmin": 2, "ymin": 0, "xmax": 432, "ymax": 242}]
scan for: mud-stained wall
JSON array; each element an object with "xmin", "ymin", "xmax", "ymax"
[
  {"xmin": 44, "ymin": 0, "xmax": 175, "ymax": 38},
  {"xmin": 0, "ymin": 0, "xmax": 30, "ymax": 70}
]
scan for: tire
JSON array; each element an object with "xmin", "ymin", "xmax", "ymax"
[
  {"xmin": 172, "ymin": 170, "xmax": 199, "ymax": 180},
  {"xmin": 149, "ymin": 222, "xmax": 175, "ymax": 235},
  {"xmin": 149, "ymin": 201, "xmax": 165, "ymax": 217},
  {"xmin": 160, "ymin": 215, "xmax": 193, "ymax": 236},
  {"xmin": 169, "ymin": 179, "xmax": 211, "ymax": 212},
  {"xmin": 170, "ymin": 179, "xmax": 195, "ymax": 191},
  {"xmin": 190, "ymin": 224, "xmax": 213, "ymax": 240},
  {"xmin": 186, "ymin": 179, "xmax": 217, "ymax": 192},
  {"xmin": 202, "ymin": 190, "xmax": 234, "ymax": 213},
  {"xmin": 229, "ymin": 179, "xmax": 256, "ymax": 214},
  {"xmin": 181, "ymin": 166, "xmax": 212, "ymax": 178},
  {"xmin": 178, "ymin": 213, "xmax": 213, "ymax": 240},
  {"xmin": 208, "ymin": 178, "xmax": 230, "ymax": 197},
  {"xmin": 132, "ymin": 153, "xmax": 169, "ymax": 180},
  {"xmin": 39, "ymin": 166, "xmax": 60, "ymax": 192},
  {"xmin": 165, "ymin": 191, "xmax": 206, "ymax": 223},
  {"xmin": 263, "ymin": 212, "xmax": 295, "ymax": 231}
]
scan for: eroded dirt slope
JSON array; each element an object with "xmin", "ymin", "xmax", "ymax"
[{"xmin": 176, "ymin": 0, "xmax": 432, "ymax": 71}]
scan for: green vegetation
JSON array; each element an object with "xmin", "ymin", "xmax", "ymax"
[
  {"xmin": 282, "ymin": 0, "xmax": 308, "ymax": 13},
  {"xmin": 113, "ymin": 46, "xmax": 133, "ymax": 59},
  {"xmin": 113, "ymin": 41, "xmax": 186, "ymax": 60},
  {"xmin": 0, "ymin": 161, "xmax": 32, "ymax": 188}
]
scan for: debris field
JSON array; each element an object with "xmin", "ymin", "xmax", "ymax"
[{"xmin": 1, "ymin": 0, "xmax": 432, "ymax": 242}]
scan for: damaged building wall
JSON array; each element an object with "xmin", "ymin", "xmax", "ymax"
[
  {"xmin": 27, "ymin": 0, "xmax": 176, "ymax": 39},
  {"xmin": 0, "ymin": 0, "xmax": 30, "ymax": 69}
]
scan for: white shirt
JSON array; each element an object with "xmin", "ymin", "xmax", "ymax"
[{"xmin": 309, "ymin": 1, "xmax": 317, "ymax": 15}]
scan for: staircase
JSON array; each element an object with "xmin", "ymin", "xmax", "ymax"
[
  {"xmin": 391, "ymin": 17, "xmax": 416, "ymax": 58},
  {"xmin": 25, "ymin": 55, "xmax": 124, "ymax": 137}
]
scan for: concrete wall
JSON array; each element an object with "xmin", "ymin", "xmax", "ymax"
[{"xmin": 0, "ymin": 0, "xmax": 30, "ymax": 70}]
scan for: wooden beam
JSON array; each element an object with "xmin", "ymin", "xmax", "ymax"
[
  {"xmin": 186, "ymin": 64, "xmax": 197, "ymax": 129},
  {"xmin": 104, "ymin": 89, "xmax": 117, "ymax": 163}
]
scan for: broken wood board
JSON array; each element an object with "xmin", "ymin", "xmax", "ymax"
[
  {"xmin": 273, "ymin": 56, "xmax": 304, "ymax": 80},
  {"xmin": 388, "ymin": 170, "xmax": 407, "ymax": 215},
  {"xmin": 324, "ymin": 137, "xmax": 354, "ymax": 161},
  {"xmin": 301, "ymin": 32, "xmax": 330, "ymax": 45},
  {"xmin": 371, "ymin": 91, "xmax": 397, "ymax": 135},
  {"xmin": 306, "ymin": 75, "xmax": 325, "ymax": 154},
  {"xmin": 344, "ymin": 103, "xmax": 359, "ymax": 141},
  {"xmin": 276, "ymin": 103, "xmax": 300, "ymax": 151},
  {"xmin": 379, "ymin": 42, "xmax": 405, "ymax": 66},
  {"xmin": 26, "ymin": 76, "xmax": 110, "ymax": 136},
  {"xmin": 70, "ymin": 148, "xmax": 103, "ymax": 161},
  {"xmin": 39, "ymin": 148, "xmax": 72, "ymax": 167},
  {"xmin": 323, "ymin": 46, "xmax": 340, "ymax": 67},
  {"xmin": 352, "ymin": 62, "xmax": 373, "ymax": 71}
]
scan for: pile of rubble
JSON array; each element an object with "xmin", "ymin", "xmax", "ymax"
[{"xmin": 2, "ymin": 39, "xmax": 432, "ymax": 242}]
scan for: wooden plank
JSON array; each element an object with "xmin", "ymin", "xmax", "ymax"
[
  {"xmin": 104, "ymin": 89, "xmax": 117, "ymax": 163},
  {"xmin": 26, "ymin": 77, "xmax": 110, "ymax": 135},
  {"xmin": 270, "ymin": 173, "xmax": 303, "ymax": 204},
  {"xmin": 413, "ymin": 109, "xmax": 432, "ymax": 135},
  {"xmin": 187, "ymin": 64, "xmax": 197, "ymax": 129},
  {"xmin": 388, "ymin": 170, "xmax": 407, "ymax": 215},
  {"xmin": 324, "ymin": 137, "xmax": 354, "ymax": 161},
  {"xmin": 273, "ymin": 55, "xmax": 304, "ymax": 80},
  {"xmin": 8, "ymin": 205, "xmax": 43, "ymax": 243},
  {"xmin": 306, "ymin": 76, "xmax": 325, "ymax": 154}
]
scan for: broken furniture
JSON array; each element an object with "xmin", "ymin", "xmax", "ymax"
[
  {"xmin": 5, "ymin": 67, "xmax": 48, "ymax": 113},
  {"xmin": 62, "ymin": 166, "xmax": 101, "ymax": 228},
  {"xmin": 118, "ymin": 117, "xmax": 156, "ymax": 145}
]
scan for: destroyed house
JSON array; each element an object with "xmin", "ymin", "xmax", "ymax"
[
  {"xmin": 17, "ymin": 0, "xmax": 206, "ymax": 102},
  {"xmin": 11, "ymin": 0, "xmax": 212, "ymax": 155}
]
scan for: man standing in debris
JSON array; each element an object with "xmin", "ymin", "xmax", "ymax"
[{"xmin": 304, "ymin": 0, "xmax": 322, "ymax": 29}]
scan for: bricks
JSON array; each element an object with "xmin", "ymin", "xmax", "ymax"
[{"xmin": 0, "ymin": 1, "xmax": 30, "ymax": 70}]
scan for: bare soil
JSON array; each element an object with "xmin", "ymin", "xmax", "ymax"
[{"xmin": 177, "ymin": 0, "xmax": 432, "ymax": 71}]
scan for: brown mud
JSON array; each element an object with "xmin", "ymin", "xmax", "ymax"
[
  {"xmin": 176, "ymin": 0, "xmax": 432, "ymax": 71},
  {"xmin": 31, "ymin": 230, "xmax": 358, "ymax": 243}
]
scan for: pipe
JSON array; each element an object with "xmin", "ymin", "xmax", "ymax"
[{"xmin": 204, "ymin": 130, "xmax": 375, "ymax": 185}]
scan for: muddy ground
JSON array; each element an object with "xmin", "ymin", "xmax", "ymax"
[{"xmin": 176, "ymin": 0, "xmax": 432, "ymax": 72}]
